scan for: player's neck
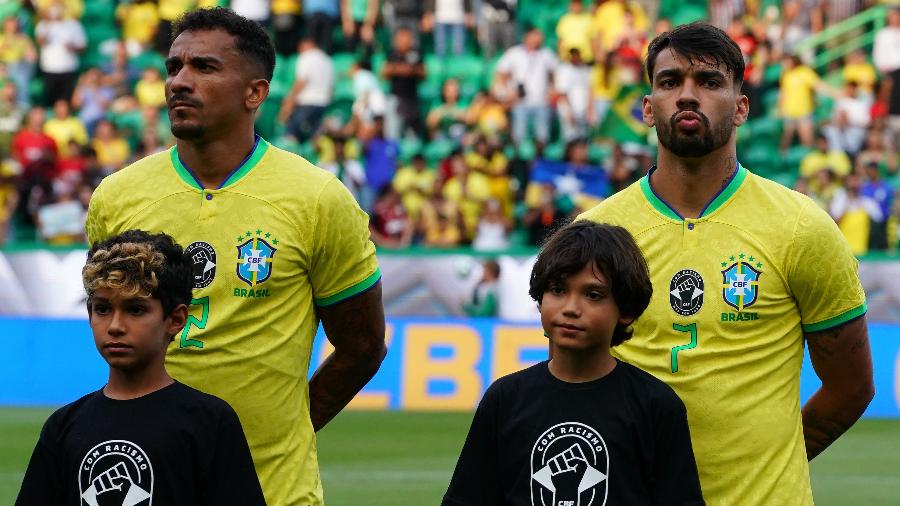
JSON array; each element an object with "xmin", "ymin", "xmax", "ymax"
[
  {"xmin": 175, "ymin": 127, "xmax": 257, "ymax": 189},
  {"xmin": 104, "ymin": 363, "xmax": 174, "ymax": 400},
  {"xmin": 548, "ymin": 347, "xmax": 617, "ymax": 383},
  {"xmin": 652, "ymin": 146, "xmax": 738, "ymax": 219}
]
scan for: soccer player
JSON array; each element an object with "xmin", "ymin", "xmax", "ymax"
[
  {"xmin": 578, "ymin": 23, "xmax": 874, "ymax": 504},
  {"xmin": 85, "ymin": 8, "xmax": 386, "ymax": 506},
  {"xmin": 16, "ymin": 230, "xmax": 265, "ymax": 506},
  {"xmin": 443, "ymin": 221, "xmax": 704, "ymax": 505}
]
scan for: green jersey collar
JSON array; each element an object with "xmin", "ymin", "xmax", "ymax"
[
  {"xmin": 171, "ymin": 135, "xmax": 269, "ymax": 190},
  {"xmin": 640, "ymin": 163, "xmax": 748, "ymax": 221}
]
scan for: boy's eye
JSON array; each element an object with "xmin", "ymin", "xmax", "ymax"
[
  {"xmin": 587, "ymin": 291, "xmax": 604, "ymax": 300},
  {"xmin": 549, "ymin": 285, "xmax": 565, "ymax": 295},
  {"xmin": 127, "ymin": 305, "xmax": 147, "ymax": 315},
  {"xmin": 92, "ymin": 304, "xmax": 110, "ymax": 315}
]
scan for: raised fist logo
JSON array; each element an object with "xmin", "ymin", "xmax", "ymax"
[{"xmin": 531, "ymin": 423, "xmax": 609, "ymax": 506}]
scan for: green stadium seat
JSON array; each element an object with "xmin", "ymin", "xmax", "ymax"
[
  {"xmin": 130, "ymin": 51, "xmax": 166, "ymax": 73},
  {"xmin": 423, "ymin": 138, "xmax": 454, "ymax": 164},
  {"xmin": 588, "ymin": 143, "xmax": 612, "ymax": 165},
  {"xmin": 781, "ymin": 145, "xmax": 815, "ymax": 171},
  {"xmin": 399, "ymin": 137, "xmax": 423, "ymax": 163},
  {"xmin": 331, "ymin": 52, "xmax": 357, "ymax": 78},
  {"xmin": 544, "ymin": 142, "xmax": 565, "ymax": 161}
]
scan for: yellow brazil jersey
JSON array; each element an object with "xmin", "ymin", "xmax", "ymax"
[
  {"xmin": 578, "ymin": 164, "xmax": 866, "ymax": 505},
  {"xmin": 86, "ymin": 137, "xmax": 381, "ymax": 506}
]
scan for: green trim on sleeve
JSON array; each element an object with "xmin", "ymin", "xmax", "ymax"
[
  {"xmin": 315, "ymin": 268, "xmax": 382, "ymax": 307},
  {"xmin": 801, "ymin": 303, "xmax": 867, "ymax": 333},
  {"xmin": 639, "ymin": 175, "xmax": 682, "ymax": 221}
]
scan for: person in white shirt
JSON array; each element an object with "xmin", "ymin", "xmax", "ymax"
[
  {"xmin": 553, "ymin": 48, "xmax": 594, "ymax": 142},
  {"xmin": 348, "ymin": 59, "xmax": 387, "ymax": 136},
  {"xmin": 34, "ymin": 4, "xmax": 86, "ymax": 106},
  {"xmin": 279, "ymin": 38, "xmax": 335, "ymax": 141},
  {"xmin": 495, "ymin": 27, "xmax": 558, "ymax": 145},
  {"xmin": 424, "ymin": 0, "xmax": 473, "ymax": 57},
  {"xmin": 823, "ymin": 81, "xmax": 872, "ymax": 156},
  {"xmin": 231, "ymin": 0, "xmax": 272, "ymax": 26}
]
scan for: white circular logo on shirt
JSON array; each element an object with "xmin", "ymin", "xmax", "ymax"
[
  {"xmin": 78, "ymin": 440, "xmax": 154, "ymax": 506},
  {"xmin": 185, "ymin": 241, "xmax": 217, "ymax": 289},
  {"xmin": 530, "ymin": 422, "xmax": 609, "ymax": 506}
]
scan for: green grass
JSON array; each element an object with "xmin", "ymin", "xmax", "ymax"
[{"xmin": 2, "ymin": 409, "xmax": 898, "ymax": 505}]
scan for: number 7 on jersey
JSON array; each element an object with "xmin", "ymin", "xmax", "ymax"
[{"xmin": 671, "ymin": 323, "xmax": 699, "ymax": 373}]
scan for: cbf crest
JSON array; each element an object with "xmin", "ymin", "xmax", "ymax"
[
  {"xmin": 721, "ymin": 253, "xmax": 763, "ymax": 311},
  {"xmin": 235, "ymin": 230, "xmax": 278, "ymax": 287}
]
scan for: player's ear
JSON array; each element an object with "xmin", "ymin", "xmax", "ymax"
[
  {"xmin": 245, "ymin": 78, "xmax": 269, "ymax": 112},
  {"xmin": 166, "ymin": 304, "xmax": 188, "ymax": 339},
  {"xmin": 734, "ymin": 92, "xmax": 749, "ymax": 127},
  {"xmin": 642, "ymin": 95, "xmax": 655, "ymax": 127}
]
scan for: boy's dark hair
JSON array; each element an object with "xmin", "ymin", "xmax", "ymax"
[
  {"xmin": 646, "ymin": 22, "xmax": 745, "ymax": 88},
  {"xmin": 83, "ymin": 230, "xmax": 193, "ymax": 318},
  {"xmin": 529, "ymin": 221, "xmax": 652, "ymax": 346},
  {"xmin": 172, "ymin": 7, "xmax": 275, "ymax": 82}
]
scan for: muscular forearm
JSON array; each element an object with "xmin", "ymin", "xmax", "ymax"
[
  {"xmin": 802, "ymin": 384, "xmax": 872, "ymax": 460},
  {"xmin": 309, "ymin": 343, "xmax": 386, "ymax": 431}
]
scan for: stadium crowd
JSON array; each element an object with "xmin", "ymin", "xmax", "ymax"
[{"xmin": 0, "ymin": 0, "xmax": 898, "ymax": 254}]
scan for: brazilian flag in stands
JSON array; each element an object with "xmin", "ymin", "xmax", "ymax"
[{"xmin": 596, "ymin": 85, "xmax": 649, "ymax": 144}]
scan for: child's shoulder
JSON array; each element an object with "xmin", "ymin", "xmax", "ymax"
[{"xmin": 482, "ymin": 361, "xmax": 550, "ymax": 399}]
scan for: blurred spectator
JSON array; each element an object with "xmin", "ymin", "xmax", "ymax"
[
  {"xmin": 393, "ymin": 153, "xmax": 435, "ymax": 222},
  {"xmin": 464, "ymin": 89, "xmax": 508, "ymax": 138},
  {"xmin": 441, "ymin": 149, "xmax": 490, "ymax": 241},
  {"xmin": 0, "ymin": 16, "xmax": 36, "ymax": 107},
  {"xmin": 72, "ymin": 68, "xmax": 116, "ymax": 135},
  {"xmin": 462, "ymin": 259, "xmax": 500, "ymax": 316},
  {"xmin": 830, "ymin": 172, "xmax": 883, "ymax": 256},
  {"xmin": 155, "ymin": 0, "xmax": 194, "ymax": 54},
  {"xmin": 607, "ymin": 142, "xmax": 642, "ymax": 193},
  {"xmin": 472, "ymin": 198, "xmax": 511, "ymax": 251},
  {"xmin": 874, "ymin": 7, "xmax": 900, "ymax": 174},
  {"xmin": 12, "ymin": 107, "xmax": 57, "ymax": 176},
  {"xmin": 554, "ymin": 48, "xmax": 594, "ymax": 142},
  {"xmin": 591, "ymin": 0, "xmax": 649, "ymax": 55},
  {"xmin": 231, "ymin": 0, "xmax": 272, "ymax": 27},
  {"xmin": 855, "ymin": 129, "xmax": 889, "ymax": 174},
  {"xmin": 521, "ymin": 183, "xmax": 567, "ymax": 246},
  {"xmin": 861, "ymin": 161, "xmax": 893, "ymax": 251},
  {"xmin": 272, "ymin": 0, "xmax": 303, "ymax": 56},
  {"xmin": 116, "ymin": 0, "xmax": 160, "ymax": 57},
  {"xmin": 362, "ymin": 115, "xmax": 399, "ymax": 211},
  {"xmin": 34, "ymin": 2, "xmax": 86, "ymax": 106},
  {"xmin": 477, "ymin": 0, "xmax": 516, "ymax": 59},
  {"xmin": 135, "ymin": 67, "xmax": 166, "ymax": 109},
  {"xmin": 464, "ymin": 135, "xmax": 510, "ymax": 216},
  {"xmin": 304, "ymin": 0, "xmax": 340, "ymax": 52},
  {"xmin": 800, "ymin": 133, "xmax": 852, "ymax": 179},
  {"xmin": 778, "ymin": 54, "xmax": 822, "ymax": 151},
  {"xmin": 33, "ymin": 0, "xmax": 84, "ymax": 21},
  {"xmin": 767, "ymin": 0, "xmax": 815, "ymax": 61},
  {"xmin": 590, "ymin": 50, "xmax": 621, "ymax": 128},
  {"xmin": 0, "ymin": 156, "xmax": 16, "ymax": 245},
  {"xmin": 709, "ymin": 0, "xmax": 745, "ymax": 30},
  {"xmin": 424, "ymin": 0, "xmax": 473, "ymax": 58},
  {"xmin": 0, "ymin": 83, "xmax": 23, "ymax": 152},
  {"xmin": 382, "ymin": 27, "xmax": 425, "ymax": 139},
  {"xmin": 807, "ymin": 167, "xmax": 841, "ymax": 210},
  {"xmin": 280, "ymin": 38, "xmax": 334, "ymax": 142},
  {"xmin": 43, "ymin": 99, "xmax": 87, "ymax": 158},
  {"xmin": 341, "ymin": 0, "xmax": 378, "ymax": 57},
  {"xmin": 348, "ymin": 58, "xmax": 387, "ymax": 136},
  {"xmin": 423, "ymin": 207, "xmax": 462, "ymax": 247},
  {"xmin": 822, "ymin": 81, "xmax": 872, "ymax": 156},
  {"xmin": 496, "ymin": 27, "xmax": 557, "ymax": 145},
  {"xmin": 91, "ymin": 119, "xmax": 130, "ymax": 173},
  {"xmin": 369, "ymin": 184, "xmax": 414, "ymax": 248},
  {"xmin": 843, "ymin": 49, "xmax": 876, "ymax": 96},
  {"xmin": 426, "ymin": 78, "xmax": 467, "ymax": 142},
  {"xmin": 557, "ymin": 0, "xmax": 594, "ymax": 62},
  {"xmin": 383, "ymin": 0, "xmax": 425, "ymax": 44},
  {"xmin": 35, "ymin": 184, "xmax": 84, "ymax": 244},
  {"xmin": 56, "ymin": 138, "xmax": 86, "ymax": 180},
  {"xmin": 321, "ymin": 135, "xmax": 367, "ymax": 202}
]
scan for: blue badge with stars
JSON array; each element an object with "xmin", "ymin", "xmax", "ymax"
[
  {"xmin": 721, "ymin": 255, "xmax": 762, "ymax": 311},
  {"xmin": 236, "ymin": 232, "xmax": 277, "ymax": 287}
]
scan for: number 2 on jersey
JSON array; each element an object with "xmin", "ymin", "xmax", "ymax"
[
  {"xmin": 180, "ymin": 297, "xmax": 210, "ymax": 349},
  {"xmin": 671, "ymin": 323, "xmax": 698, "ymax": 372}
]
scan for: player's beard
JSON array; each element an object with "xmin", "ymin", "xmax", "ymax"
[
  {"xmin": 657, "ymin": 108, "xmax": 734, "ymax": 158},
  {"xmin": 170, "ymin": 120, "xmax": 207, "ymax": 140}
]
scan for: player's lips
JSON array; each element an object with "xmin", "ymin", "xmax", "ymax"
[
  {"xmin": 674, "ymin": 111, "xmax": 704, "ymax": 130},
  {"xmin": 168, "ymin": 97, "xmax": 201, "ymax": 110}
]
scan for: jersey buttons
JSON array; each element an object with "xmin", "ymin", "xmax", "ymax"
[
  {"xmin": 687, "ymin": 222, "xmax": 695, "ymax": 230},
  {"xmin": 205, "ymin": 193, "xmax": 213, "ymax": 200}
]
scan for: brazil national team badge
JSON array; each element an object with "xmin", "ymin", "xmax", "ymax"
[
  {"xmin": 79, "ymin": 440, "xmax": 153, "ymax": 506},
  {"xmin": 531, "ymin": 422, "xmax": 609, "ymax": 506},
  {"xmin": 721, "ymin": 253, "xmax": 763, "ymax": 311},
  {"xmin": 235, "ymin": 229, "xmax": 278, "ymax": 287},
  {"xmin": 185, "ymin": 241, "xmax": 216, "ymax": 289},
  {"xmin": 669, "ymin": 269, "xmax": 704, "ymax": 316}
]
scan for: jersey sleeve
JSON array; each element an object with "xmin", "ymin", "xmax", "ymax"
[
  {"xmin": 442, "ymin": 384, "xmax": 503, "ymax": 506},
  {"xmin": 650, "ymin": 391, "xmax": 705, "ymax": 505},
  {"xmin": 202, "ymin": 404, "xmax": 267, "ymax": 506},
  {"xmin": 787, "ymin": 201, "xmax": 867, "ymax": 332},
  {"xmin": 15, "ymin": 416, "xmax": 65, "ymax": 506},
  {"xmin": 85, "ymin": 181, "xmax": 109, "ymax": 245},
  {"xmin": 310, "ymin": 178, "xmax": 381, "ymax": 307}
]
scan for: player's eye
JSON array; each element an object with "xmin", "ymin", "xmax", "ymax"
[
  {"xmin": 703, "ymin": 80, "xmax": 722, "ymax": 89},
  {"xmin": 659, "ymin": 79, "xmax": 677, "ymax": 89}
]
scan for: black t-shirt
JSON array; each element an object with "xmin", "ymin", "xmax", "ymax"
[
  {"xmin": 387, "ymin": 49, "xmax": 423, "ymax": 101},
  {"xmin": 442, "ymin": 360, "xmax": 705, "ymax": 506},
  {"xmin": 15, "ymin": 381, "xmax": 266, "ymax": 506}
]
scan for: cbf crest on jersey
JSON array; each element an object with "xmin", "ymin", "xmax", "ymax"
[
  {"xmin": 721, "ymin": 254, "xmax": 763, "ymax": 311},
  {"xmin": 235, "ymin": 230, "xmax": 278, "ymax": 287},
  {"xmin": 79, "ymin": 440, "xmax": 153, "ymax": 506},
  {"xmin": 530, "ymin": 422, "xmax": 609, "ymax": 506}
]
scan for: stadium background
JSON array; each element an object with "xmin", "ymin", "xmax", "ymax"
[{"xmin": 2, "ymin": 0, "xmax": 900, "ymax": 504}]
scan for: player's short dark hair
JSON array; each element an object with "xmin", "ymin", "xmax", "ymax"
[
  {"xmin": 172, "ymin": 7, "xmax": 275, "ymax": 82},
  {"xmin": 646, "ymin": 22, "xmax": 745, "ymax": 88},
  {"xmin": 529, "ymin": 221, "xmax": 652, "ymax": 346},
  {"xmin": 84, "ymin": 230, "xmax": 193, "ymax": 318}
]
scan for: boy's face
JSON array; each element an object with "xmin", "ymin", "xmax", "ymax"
[
  {"xmin": 89, "ymin": 288, "xmax": 185, "ymax": 372},
  {"xmin": 540, "ymin": 263, "xmax": 630, "ymax": 352}
]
